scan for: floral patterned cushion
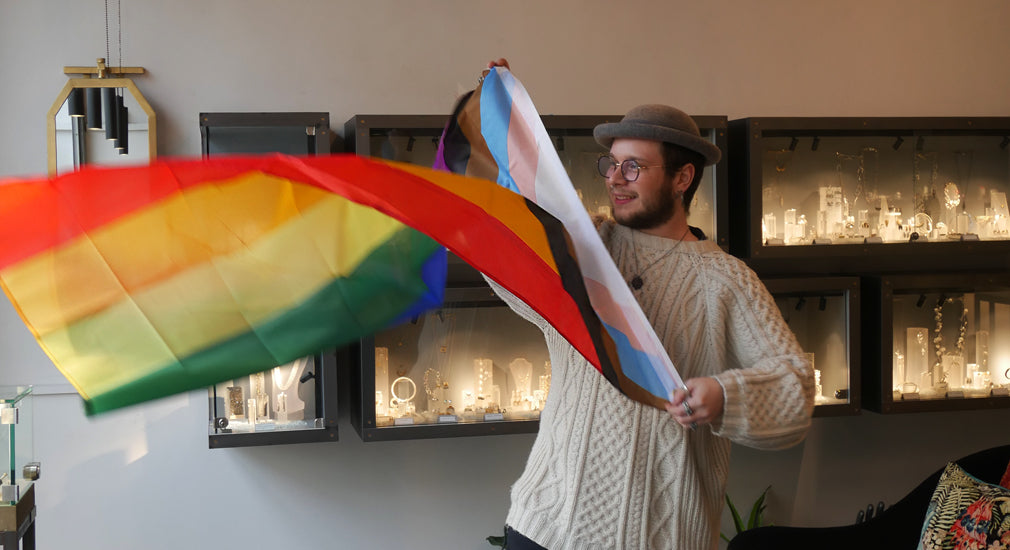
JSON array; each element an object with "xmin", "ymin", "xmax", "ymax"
[
  {"xmin": 918, "ymin": 462, "xmax": 1010, "ymax": 550},
  {"xmin": 1000, "ymin": 460, "xmax": 1010, "ymax": 490}
]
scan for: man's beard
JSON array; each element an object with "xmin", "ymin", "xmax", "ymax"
[{"xmin": 613, "ymin": 178, "xmax": 677, "ymax": 230}]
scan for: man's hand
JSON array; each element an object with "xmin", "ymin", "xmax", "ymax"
[
  {"xmin": 487, "ymin": 58, "xmax": 510, "ymax": 70},
  {"xmin": 666, "ymin": 377, "xmax": 724, "ymax": 429},
  {"xmin": 481, "ymin": 58, "xmax": 511, "ymax": 80}
]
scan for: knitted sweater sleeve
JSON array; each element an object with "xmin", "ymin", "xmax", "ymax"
[{"xmin": 710, "ymin": 261, "xmax": 815, "ymax": 450}]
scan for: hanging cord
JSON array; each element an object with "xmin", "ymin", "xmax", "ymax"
[
  {"xmin": 117, "ymin": 0, "xmax": 122, "ymax": 72},
  {"xmin": 105, "ymin": 0, "xmax": 111, "ymax": 66}
]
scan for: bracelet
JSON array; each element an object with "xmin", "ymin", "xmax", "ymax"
[{"xmin": 390, "ymin": 376, "xmax": 417, "ymax": 403}]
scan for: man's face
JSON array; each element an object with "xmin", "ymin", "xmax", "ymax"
[{"xmin": 605, "ymin": 138, "xmax": 677, "ymax": 230}]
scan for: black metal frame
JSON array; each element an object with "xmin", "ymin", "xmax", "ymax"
[
  {"xmin": 349, "ymin": 287, "xmax": 543, "ymax": 442},
  {"xmin": 762, "ymin": 276, "xmax": 861, "ymax": 417},
  {"xmin": 862, "ymin": 272, "xmax": 1010, "ymax": 414},
  {"xmin": 200, "ymin": 112, "xmax": 332, "ymax": 156},
  {"xmin": 728, "ymin": 117, "xmax": 1010, "ymax": 277},
  {"xmin": 208, "ymin": 352, "xmax": 339, "ymax": 448}
]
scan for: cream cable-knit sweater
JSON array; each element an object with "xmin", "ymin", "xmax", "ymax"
[{"xmin": 493, "ymin": 222, "xmax": 815, "ymax": 550}]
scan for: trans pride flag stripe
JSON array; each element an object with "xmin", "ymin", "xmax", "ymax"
[{"xmin": 436, "ymin": 67, "xmax": 685, "ymax": 409}]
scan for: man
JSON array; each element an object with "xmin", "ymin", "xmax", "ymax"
[{"xmin": 484, "ymin": 60, "xmax": 814, "ymax": 550}]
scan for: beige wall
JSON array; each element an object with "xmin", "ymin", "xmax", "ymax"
[{"xmin": 2, "ymin": 1, "xmax": 1009, "ymax": 548}]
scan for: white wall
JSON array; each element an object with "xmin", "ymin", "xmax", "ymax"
[{"xmin": 2, "ymin": 1, "xmax": 1010, "ymax": 548}]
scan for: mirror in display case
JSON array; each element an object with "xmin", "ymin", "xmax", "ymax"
[
  {"xmin": 344, "ymin": 114, "xmax": 729, "ymax": 251},
  {"xmin": 863, "ymin": 274, "xmax": 1010, "ymax": 413},
  {"xmin": 350, "ymin": 287, "xmax": 551, "ymax": 441},
  {"xmin": 729, "ymin": 117, "xmax": 1010, "ymax": 276},
  {"xmin": 208, "ymin": 353, "xmax": 338, "ymax": 448},
  {"xmin": 763, "ymin": 277, "xmax": 860, "ymax": 416}
]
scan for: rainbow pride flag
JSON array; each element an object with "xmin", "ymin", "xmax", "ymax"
[
  {"xmin": 0, "ymin": 154, "xmax": 593, "ymax": 414},
  {"xmin": 436, "ymin": 67, "xmax": 685, "ymax": 409}
]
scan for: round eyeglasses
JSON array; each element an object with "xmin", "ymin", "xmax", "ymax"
[{"xmin": 597, "ymin": 155, "xmax": 664, "ymax": 183}]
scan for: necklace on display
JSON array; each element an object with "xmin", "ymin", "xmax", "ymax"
[
  {"xmin": 273, "ymin": 356, "xmax": 307, "ymax": 392},
  {"xmin": 629, "ymin": 226, "xmax": 691, "ymax": 290}
]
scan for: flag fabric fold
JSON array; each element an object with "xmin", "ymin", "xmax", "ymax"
[
  {"xmin": 0, "ymin": 154, "xmax": 588, "ymax": 414},
  {"xmin": 435, "ymin": 67, "xmax": 685, "ymax": 409}
]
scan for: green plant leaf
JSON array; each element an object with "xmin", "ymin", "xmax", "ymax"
[
  {"xmin": 747, "ymin": 486, "xmax": 771, "ymax": 529},
  {"xmin": 722, "ymin": 485, "xmax": 774, "ymax": 542},
  {"xmin": 726, "ymin": 493, "xmax": 745, "ymax": 534},
  {"xmin": 487, "ymin": 525, "xmax": 507, "ymax": 548}
]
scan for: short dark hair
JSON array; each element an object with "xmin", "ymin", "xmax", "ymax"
[{"xmin": 661, "ymin": 142, "xmax": 705, "ymax": 215}]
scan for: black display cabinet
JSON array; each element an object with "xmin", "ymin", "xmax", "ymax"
[
  {"xmin": 200, "ymin": 112, "xmax": 333, "ymax": 156},
  {"xmin": 343, "ymin": 113, "xmax": 728, "ymax": 440},
  {"xmin": 349, "ymin": 287, "xmax": 551, "ymax": 441},
  {"xmin": 728, "ymin": 117, "xmax": 1010, "ymax": 277},
  {"xmin": 863, "ymin": 273, "xmax": 1010, "ymax": 414},
  {"xmin": 764, "ymin": 277, "xmax": 861, "ymax": 417},
  {"xmin": 208, "ymin": 353, "xmax": 339, "ymax": 448},
  {"xmin": 201, "ymin": 111, "xmax": 340, "ymax": 448}
]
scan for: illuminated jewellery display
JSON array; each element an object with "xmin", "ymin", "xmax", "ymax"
[
  {"xmin": 390, "ymin": 376, "xmax": 417, "ymax": 417},
  {"xmin": 272, "ymin": 356, "xmax": 307, "ymax": 422},
  {"xmin": 932, "ymin": 297, "xmax": 968, "ymax": 387},
  {"xmin": 227, "ymin": 386, "xmax": 244, "ymax": 418},
  {"xmin": 251, "ymin": 371, "xmax": 269, "ymax": 420}
]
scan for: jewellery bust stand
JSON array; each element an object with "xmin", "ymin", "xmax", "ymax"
[{"xmin": 272, "ymin": 357, "xmax": 308, "ymax": 423}]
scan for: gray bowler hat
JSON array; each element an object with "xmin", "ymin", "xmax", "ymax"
[{"xmin": 593, "ymin": 104, "xmax": 722, "ymax": 166}]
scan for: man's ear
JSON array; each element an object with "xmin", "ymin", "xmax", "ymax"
[{"xmin": 676, "ymin": 164, "xmax": 695, "ymax": 194}]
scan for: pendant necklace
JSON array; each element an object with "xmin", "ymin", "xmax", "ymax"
[
  {"xmin": 629, "ymin": 226, "xmax": 691, "ymax": 290},
  {"xmin": 272, "ymin": 357, "xmax": 306, "ymax": 392}
]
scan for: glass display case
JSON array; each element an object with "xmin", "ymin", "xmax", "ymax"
[
  {"xmin": 344, "ymin": 114, "xmax": 729, "ymax": 251},
  {"xmin": 763, "ymin": 277, "xmax": 861, "ymax": 416},
  {"xmin": 208, "ymin": 353, "xmax": 338, "ymax": 448},
  {"xmin": 0, "ymin": 386, "xmax": 37, "ymax": 546},
  {"xmin": 1, "ymin": 386, "xmax": 37, "ymax": 505},
  {"xmin": 728, "ymin": 117, "xmax": 1010, "ymax": 276},
  {"xmin": 199, "ymin": 111, "xmax": 340, "ymax": 448},
  {"xmin": 863, "ymin": 274, "xmax": 1010, "ymax": 413},
  {"xmin": 350, "ymin": 287, "xmax": 551, "ymax": 441}
]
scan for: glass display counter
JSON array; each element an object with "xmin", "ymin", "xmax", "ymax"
[
  {"xmin": 1, "ymin": 386, "xmax": 38, "ymax": 549},
  {"xmin": 208, "ymin": 353, "xmax": 338, "ymax": 448},
  {"xmin": 0, "ymin": 386, "xmax": 37, "ymax": 505},
  {"xmin": 864, "ymin": 273, "xmax": 1010, "ymax": 413},
  {"xmin": 763, "ymin": 277, "xmax": 861, "ymax": 416},
  {"xmin": 729, "ymin": 117, "xmax": 1010, "ymax": 276}
]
